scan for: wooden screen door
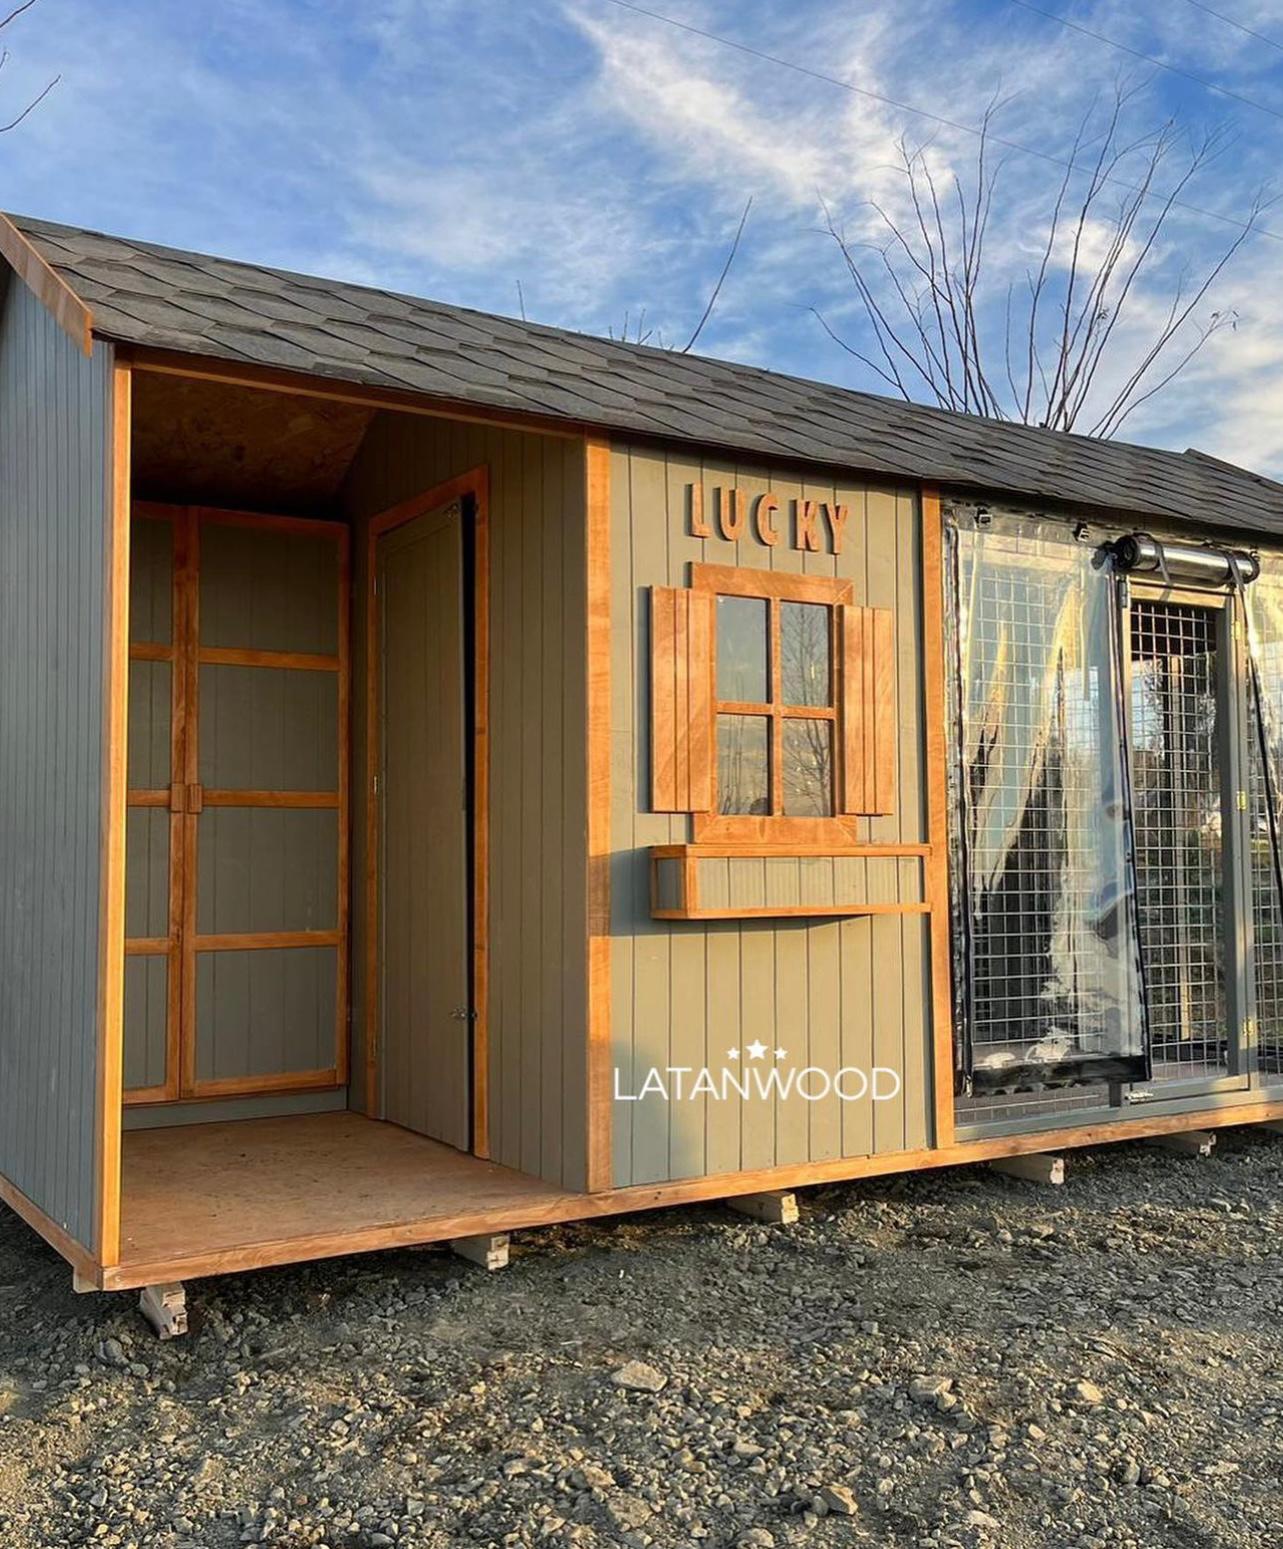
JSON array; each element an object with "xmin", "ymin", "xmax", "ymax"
[
  {"xmin": 374, "ymin": 500, "xmax": 471, "ymax": 1149},
  {"xmin": 124, "ymin": 504, "xmax": 350, "ymax": 1103}
]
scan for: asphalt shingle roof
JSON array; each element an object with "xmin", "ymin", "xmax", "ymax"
[{"xmin": 14, "ymin": 213, "xmax": 1283, "ymax": 538}]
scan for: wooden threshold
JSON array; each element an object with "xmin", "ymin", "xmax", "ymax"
[{"xmin": 81, "ymin": 1097, "xmax": 1283, "ymax": 1291}]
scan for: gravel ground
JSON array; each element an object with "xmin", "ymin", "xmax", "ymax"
[{"xmin": 1, "ymin": 1129, "xmax": 1282, "ymax": 1549}]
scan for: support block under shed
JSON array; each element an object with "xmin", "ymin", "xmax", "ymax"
[
  {"xmin": 1146, "ymin": 1130, "xmax": 1216, "ymax": 1158},
  {"xmin": 450, "ymin": 1233, "xmax": 510, "ymax": 1271},
  {"xmin": 726, "ymin": 1190, "xmax": 800, "ymax": 1225},
  {"xmin": 139, "ymin": 1282, "xmax": 188, "ymax": 1340},
  {"xmin": 989, "ymin": 1153, "xmax": 1065, "ymax": 1186}
]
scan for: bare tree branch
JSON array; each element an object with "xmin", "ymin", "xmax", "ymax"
[
  {"xmin": 0, "ymin": 0, "xmax": 56, "ymax": 133},
  {"xmin": 682, "ymin": 196, "xmax": 752, "ymax": 353},
  {"xmin": 821, "ymin": 82, "xmax": 1263, "ymax": 438}
]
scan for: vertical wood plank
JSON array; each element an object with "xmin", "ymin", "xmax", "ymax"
[
  {"xmin": 585, "ymin": 436, "xmax": 613, "ymax": 1192},
  {"xmin": 630, "ymin": 448, "xmax": 676, "ymax": 1185}
]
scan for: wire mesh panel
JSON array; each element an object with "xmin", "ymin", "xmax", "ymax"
[
  {"xmin": 1129, "ymin": 601, "xmax": 1227, "ymax": 1081},
  {"xmin": 1243, "ymin": 566, "xmax": 1283, "ymax": 1078},
  {"xmin": 946, "ymin": 509, "xmax": 1146, "ymax": 1098}
]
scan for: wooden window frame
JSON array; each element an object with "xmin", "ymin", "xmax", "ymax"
[{"xmin": 691, "ymin": 563, "xmax": 866, "ymax": 846}]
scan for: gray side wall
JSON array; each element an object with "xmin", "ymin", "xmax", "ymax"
[
  {"xmin": 610, "ymin": 444, "xmax": 932, "ymax": 1187},
  {"xmin": 343, "ymin": 413, "xmax": 590, "ymax": 1190},
  {"xmin": 0, "ymin": 274, "xmax": 113, "ymax": 1250}
]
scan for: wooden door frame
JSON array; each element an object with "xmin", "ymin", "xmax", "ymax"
[
  {"xmin": 123, "ymin": 501, "xmax": 351, "ymax": 1104},
  {"xmin": 365, "ymin": 466, "xmax": 491, "ymax": 1158}
]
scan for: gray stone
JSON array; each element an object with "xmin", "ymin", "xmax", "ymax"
[
  {"xmin": 910, "ymin": 1375, "xmax": 953, "ymax": 1403},
  {"xmin": 610, "ymin": 1360, "xmax": 667, "ymax": 1393},
  {"xmin": 97, "ymin": 1338, "xmax": 127, "ymax": 1369},
  {"xmin": 606, "ymin": 1493, "xmax": 653, "ymax": 1532},
  {"xmin": 819, "ymin": 1483, "xmax": 859, "ymax": 1516}
]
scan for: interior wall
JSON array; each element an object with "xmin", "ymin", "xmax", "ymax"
[
  {"xmin": 343, "ymin": 411, "xmax": 590, "ymax": 1191},
  {"xmin": 609, "ymin": 443, "xmax": 932, "ymax": 1188},
  {"xmin": 0, "ymin": 272, "xmax": 113, "ymax": 1251}
]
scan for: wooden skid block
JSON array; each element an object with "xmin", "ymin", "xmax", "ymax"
[
  {"xmin": 989, "ymin": 1153, "xmax": 1065, "ymax": 1186},
  {"xmin": 726, "ymin": 1190, "xmax": 800, "ymax": 1225},
  {"xmin": 1146, "ymin": 1130, "xmax": 1216, "ymax": 1158},
  {"xmin": 139, "ymin": 1282, "xmax": 188, "ymax": 1339},
  {"xmin": 1257, "ymin": 1120, "xmax": 1283, "ymax": 1136},
  {"xmin": 73, "ymin": 1270, "xmax": 99, "ymax": 1294},
  {"xmin": 450, "ymin": 1233, "xmax": 510, "ymax": 1271}
]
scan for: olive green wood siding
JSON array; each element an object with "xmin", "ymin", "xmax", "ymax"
[
  {"xmin": 0, "ymin": 273, "xmax": 113, "ymax": 1251},
  {"xmin": 343, "ymin": 413, "xmax": 589, "ymax": 1190},
  {"xmin": 610, "ymin": 444, "xmax": 931, "ymax": 1186}
]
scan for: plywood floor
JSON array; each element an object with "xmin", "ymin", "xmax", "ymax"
[{"xmin": 115, "ymin": 1111, "xmax": 582, "ymax": 1290}]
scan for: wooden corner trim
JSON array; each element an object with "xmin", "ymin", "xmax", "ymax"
[
  {"xmin": 585, "ymin": 436, "xmax": 612, "ymax": 1193},
  {"xmin": 920, "ymin": 485, "xmax": 955, "ymax": 1149},
  {"xmin": 0, "ymin": 214, "xmax": 94, "ymax": 356},
  {"xmin": 95, "ymin": 359, "xmax": 131, "ymax": 1268}
]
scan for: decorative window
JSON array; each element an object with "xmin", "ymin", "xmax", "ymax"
[{"xmin": 650, "ymin": 563, "xmax": 896, "ymax": 842}]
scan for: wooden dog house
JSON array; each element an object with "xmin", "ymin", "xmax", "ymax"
[{"xmin": 6, "ymin": 211, "xmax": 1283, "ymax": 1308}]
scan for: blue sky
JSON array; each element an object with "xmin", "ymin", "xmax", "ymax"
[{"xmin": 3, "ymin": 0, "xmax": 1283, "ymax": 469}]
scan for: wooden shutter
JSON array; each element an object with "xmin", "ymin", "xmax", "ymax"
[
  {"xmin": 651, "ymin": 586, "xmax": 714, "ymax": 812},
  {"xmin": 840, "ymin": 604, "xmax": 896, "ymax": 815}
]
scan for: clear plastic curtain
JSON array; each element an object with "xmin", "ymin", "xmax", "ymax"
[{"xmin": 946, "ymin": 508, "xmax": 1148, "ymax": 1094}]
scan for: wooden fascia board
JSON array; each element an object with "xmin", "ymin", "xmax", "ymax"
[{"xmin": 0, "ymin": 214, "xmax": 93, "ymax": 356}]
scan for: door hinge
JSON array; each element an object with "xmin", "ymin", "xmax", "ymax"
[
  {"xmin": 1237, "ymin": 789, "xmax": 1248, "ymax": 811},
  {"xmin": 1244, "ymin": 1017, "xmax": 1258, "ymax": 1041},
  {"xmin": 450, "ymin": 1006, "xmax": 478, "ymax": 1021}
]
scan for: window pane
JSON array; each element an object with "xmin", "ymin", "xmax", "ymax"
[
  {"xmin": 717, "ymin": 714, "xmax": 770, "ymax": 814},
  {"xmin": 783, "ymin": 719, "xmax": 833, "ymax": 816},
  {"xmin": 781, "ymin": 601, "xmax": 831, "ymax": 707},
  {"xmin": 717, "ymin": 596, "xmax": 769, "ymax": 703}
]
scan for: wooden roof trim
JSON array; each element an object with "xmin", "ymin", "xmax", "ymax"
[{"xmin": 0, "ymin": 212, "xmax": 93, "ymax": 356}]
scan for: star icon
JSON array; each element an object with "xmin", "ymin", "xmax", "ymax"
[
  {"xmin": 726, "ymin": 1046, "xmax": 741, "ymax": 1061},
  {"xmin": 775, "ymin": 1048, "xmax": 788, "ymax": 1061},
  {"xmin": 746, "ymin": 1040, "xmax": 768, "ymax": 1060}
]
